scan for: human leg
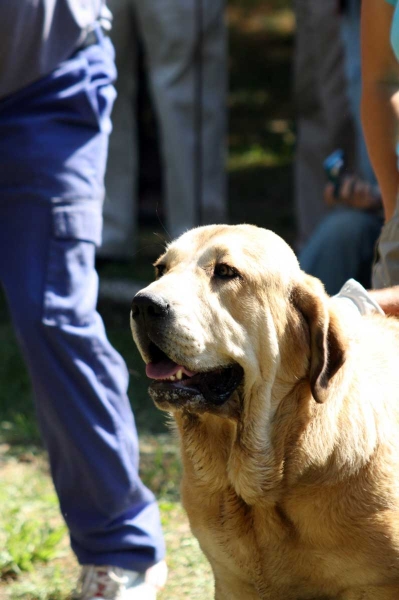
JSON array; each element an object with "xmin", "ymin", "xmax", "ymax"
[
  {"xmin": 341, "ymin": 0, "xmax": 376, "ymax": 184},
  {"xmin": 0, "ymin": 32, "xmax": 164, "ymax": 574},
  {"xmin": 293, "ymin": 0, "xmax": 355, "ymax": 249},
  {"xmin": 99, "ymin": 0, "xmax": 139, "ymax": 260},
  {"xmin": 135, "ymin": 0, "xmax": 227, "ymax": 238},
  {"xmin": 299, "ymin": 207, "xmax": 382, "ymax": 295},
  {"xmin": 0, "ymin": 198, "xmax": 163, "ymax": 570}
]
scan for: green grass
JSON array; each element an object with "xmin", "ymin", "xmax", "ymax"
[
  {"xmin": 0, "ymin": 0, "xmax": 295, "ymax": 597},
  {"xmin": 0, "ymin": 449, "xmax": 72, "ymax": 599},
  {"xmin": 0, "ymin": 437, "xmax": 213, "ymax": 600}
]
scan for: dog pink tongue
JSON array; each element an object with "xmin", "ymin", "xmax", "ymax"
[{"xmin": 146, "ymin": 359, "xmax": 196, "ymax": 380}]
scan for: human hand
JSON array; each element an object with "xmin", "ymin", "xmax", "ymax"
[
  {"xmin": 368, "ymin": 286, "xmax": 399, "ymax": 317},
  {"xmin": 324, "ymin": 175, "xmax": 382, "ymax": 212}
]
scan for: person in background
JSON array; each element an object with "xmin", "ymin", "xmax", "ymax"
[
  {"xmin": 98, "ymin": 0, "xmax": 228, "ymax": 260},
  {"xmin": 361, "ymin": 0, "xmax": 399, "ymax": 289},
  {"xmin": 0, "ymin": 2, "xmax": 166, "ymax": 599},
  {"xmin": 293, "ymin": 0, "xmax": 356, "ymax": 252},
  {"xmin": 298, "ymin": 0, "xmax": 384, "ymax": 295},
  {"xmin": 335, "ymin": 0, "xmax": 399, "ymax": 317}
]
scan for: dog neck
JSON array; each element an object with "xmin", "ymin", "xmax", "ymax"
[
  {"xmin": 174, "ymin": 356, "xmax": 378, "ymax": 509},
  {"xmin": 173, "ymin": 377, "xmax": 304, "ymax": 505}
]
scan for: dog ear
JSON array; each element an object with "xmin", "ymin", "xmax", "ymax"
[{"xmin": 291, "ymin": 275, "xmax": 346, "ymax": 403}]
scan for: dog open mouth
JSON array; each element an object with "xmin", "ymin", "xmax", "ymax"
[{"xmin": 145, "ymin": 343, "xmax": 244, "ymax": 408}]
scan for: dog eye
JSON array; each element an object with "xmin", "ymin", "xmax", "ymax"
[
  {"xmin": 214, "ymin": 263, "xmax": 240, "ymax": 280},
  {"xmin": 154, "ymin": 264, "xmax": 166, "ymax": 279}
]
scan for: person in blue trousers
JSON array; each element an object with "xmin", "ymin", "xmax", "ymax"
[{"xmin": 0, "ymin": 2, "xmax": 166, "ymax": 599}]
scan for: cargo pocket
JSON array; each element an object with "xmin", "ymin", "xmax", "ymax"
[{"xmin": 42, "ymin": 203, "xmax": 103, "ymax": 327}]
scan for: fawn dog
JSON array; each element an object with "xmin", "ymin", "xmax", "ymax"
[{"xmin": 131, "ymin": 224, "xmax": 399, "ymax": 600}]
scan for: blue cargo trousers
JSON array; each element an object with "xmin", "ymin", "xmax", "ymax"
[{"xmin": 0, "ymin": 28, "xmax": 164, "ymax": 571}]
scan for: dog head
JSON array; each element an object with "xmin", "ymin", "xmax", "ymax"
[{"xmin": 131, "ymin": 225, "xmax": 346, "ymax": 418}]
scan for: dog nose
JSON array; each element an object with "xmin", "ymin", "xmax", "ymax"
[{"xmin": 131, "ymin": 292, "xmax": 170, "ymax": 320}]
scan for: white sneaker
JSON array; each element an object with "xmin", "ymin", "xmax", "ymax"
[{"xmin": 74, "ymin": 561, "xmax": 168, "ymax": 600}]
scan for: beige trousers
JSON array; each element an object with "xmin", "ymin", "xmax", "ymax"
[
  {"xmin": 100, "ymin": 0, "xmax": 227, "ymax": 258},
  {"xmin": 293, "ymin": 0, "xmax": 356, "ymax": 250},
  {"xmin": 372, "ymin": 208, "xmax": 399, "ymax": 288}
]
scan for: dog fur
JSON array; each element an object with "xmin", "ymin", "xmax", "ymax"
[{"xmin": 131, "ymin": 224, "xmax": 399, "ymax": 600}]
